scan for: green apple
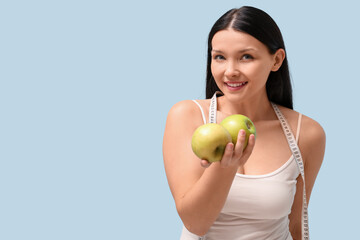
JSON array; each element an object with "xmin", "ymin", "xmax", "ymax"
[
  {"xmin": 191, "ymin": 123, "xmax": 232, "ymax": 162},
  {"xmin": 220, "ymin": 114, "xmax": 256, "ymax": 150}
]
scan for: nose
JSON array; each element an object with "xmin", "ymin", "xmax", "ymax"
[{"xmin": 224, "ymin": 61, "xmax": 240, "ymax": 79}]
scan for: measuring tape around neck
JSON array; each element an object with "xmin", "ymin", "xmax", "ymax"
[{"xmin": 209, "ymin": 91, "xmax": 222, "ymax": 123}]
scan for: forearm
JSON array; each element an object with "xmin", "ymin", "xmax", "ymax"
[{"xmin": 177, "ymin": 162, "xmax": 238, "ymax": 236}]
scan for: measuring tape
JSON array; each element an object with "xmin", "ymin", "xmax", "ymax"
[
  {"xmin": 209, "ymin": 91, "xmax": 222, "ymax": 123},
  {"xmin": 272, "ymin": 102, "xmax": 309, "ymax": 240}
]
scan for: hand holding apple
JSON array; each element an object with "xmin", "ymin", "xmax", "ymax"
[
  {"xmin": 220, "ymin": 114, "xmax": 256, "ymax": 150},
  {"xmin": 191, "ymin": 123, "xmax": 232, "ymax": 163},
  {"xmin": 191, "ymin": 114, "xmax": 256, "ymax": 165}
]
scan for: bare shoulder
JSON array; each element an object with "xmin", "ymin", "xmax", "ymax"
[
  {"xmin": 167, "ymin": 100, "xmax": 204, "ymax": 124},
  {"xmin": 169, "ymin": 100, "xmax": 196, "ymax": 114},
  {"xmin": 298, "ymin": 113, "xmax": 326, "ymax": 165},
  {"xmin": 277, "ymin": 105, "xmax": 326, "ymax": 142},
  {"xmin": 277, "ymin": 105, "xmax": 326, "ymax": 164},
  {"xmin": 166, "ymin": 99, "xmax": 209, "ymax": 126},
  {"xmin": 300, "ymin": 114, "xmax": 326, "ymax": 144}
]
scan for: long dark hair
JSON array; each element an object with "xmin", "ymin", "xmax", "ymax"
[{"xmin": 205, "ymin": 6, "xmax": 293, "ymax": 109}]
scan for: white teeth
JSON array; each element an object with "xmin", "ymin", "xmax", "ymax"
[{"xmin": 227, "ymin": 82, "xmax": 246, "ymax": 87}]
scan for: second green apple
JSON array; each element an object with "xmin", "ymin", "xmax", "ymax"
[{"xmin": 220, "ymin": 114, "xmax": 256, "ymax": 150}]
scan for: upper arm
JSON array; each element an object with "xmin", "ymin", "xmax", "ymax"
[
  {"xmin": 289, "ymin": 116, "xmax": 326, "ymax": 238},
  {"xmin": 162, "ymin": 100, "xmax": 206, "ymax": 208},
  {"xmin": 301, "ymin": 116, "xmax": 326, "ymax": 202}
]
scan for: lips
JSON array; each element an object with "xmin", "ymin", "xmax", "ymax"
[{"xmin": 225, "ymin": 81, "xmax": 248, "ymax": 91}]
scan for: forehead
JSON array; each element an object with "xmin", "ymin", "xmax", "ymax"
[{"xmin": 211, "ymin": 29, "xmax": 267, "ymax": 52}]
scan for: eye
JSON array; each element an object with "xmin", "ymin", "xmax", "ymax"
[
  {"xmin": 213, "ymin": 55, "xmax": 225, "ymax": 60},
  {"xmin": 241, "ymin": 54, "xmax": 253, "ymax": 60}
]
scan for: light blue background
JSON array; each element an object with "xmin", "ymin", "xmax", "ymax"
[{"xmin": 1, "ymin": 0, "xmax": 359, "ymax": 239}]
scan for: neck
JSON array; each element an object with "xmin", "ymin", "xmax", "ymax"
[{"xmin": 217, "ymin": 91, "xmax": 274, "ymax": 122}]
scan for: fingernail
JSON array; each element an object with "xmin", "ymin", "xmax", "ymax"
[{"xmin": 241, "ymin": 130, "xmax": 246, "ymax": 136}]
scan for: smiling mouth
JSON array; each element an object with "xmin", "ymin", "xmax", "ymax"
[
  {"xmin": 225, "ymin": 81, "xmax": 248, "ymax": 90},
  {"xmin": 226, "ymin": 82, "xmax": 247, "ymax": 87}
]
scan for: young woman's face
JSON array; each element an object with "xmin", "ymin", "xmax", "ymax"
[{"xmin": 211, "ymin": 28, "xmax": 282, "ymax": 102}]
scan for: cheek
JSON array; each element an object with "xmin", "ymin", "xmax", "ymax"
[
  {"xmin": 210, "ymin": 63, "xmax": 223, "ymax": 80},
  {"xmin": 244, "ymin": 63, "xmax": 272, "ymax": 82}
]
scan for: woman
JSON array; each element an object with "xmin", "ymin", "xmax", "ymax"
[{"xmin": 163, "ymin": 6, "xmax": 325, "ymax": 240}]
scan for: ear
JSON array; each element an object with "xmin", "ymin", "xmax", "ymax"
[{"xmin": 271, "ymin": 49, "xmax": 286, "ymax": 72}]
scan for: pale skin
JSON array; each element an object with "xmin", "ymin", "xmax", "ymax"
[{"xmin": 163, "ymin": 28, "xmax": 326, "ymax": 238}]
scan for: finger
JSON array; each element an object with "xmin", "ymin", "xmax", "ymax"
[
  {"xmin": 200, "ymin": 159, "xmax": 211, "ymax": 168},
  {"xmin": 233, "ymin": 129, "xmax": 246, "ymax": 158},
  {"xmin": 220, "ymin": 142, "xmax": 234, "ymax": 168},
  {"xmin": 241, "ymin": 134, "xmax": 256, "ymax": 160}
]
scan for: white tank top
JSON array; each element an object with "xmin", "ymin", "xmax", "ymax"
[{"xmin": 180, "ymin": 93, "xmax": 305, "ymax": 240}]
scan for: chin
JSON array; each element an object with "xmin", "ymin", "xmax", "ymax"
[{"xmin": 221, "ymin": 93, "xmax": 247, "ymax": 104}]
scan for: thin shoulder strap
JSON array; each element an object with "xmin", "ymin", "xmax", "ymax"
[
  {"xmin": 296, "ymin": 113, "xmax": 302, "ymax": 144},
  {"xmin": 192, "ymin": 100, "xmax": 207, "ymax": 124},
  {"xmin": 209, "ymin": 91, "xmax": 222, "ymax": 123},
  {"xmin": 271, "ymin": 103, "xmax": 309, "ymax": 240}
]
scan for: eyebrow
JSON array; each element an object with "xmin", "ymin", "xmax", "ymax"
[{"xmin": 211, "ymin": 48, "xmax": 256, "ymax": 53}]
